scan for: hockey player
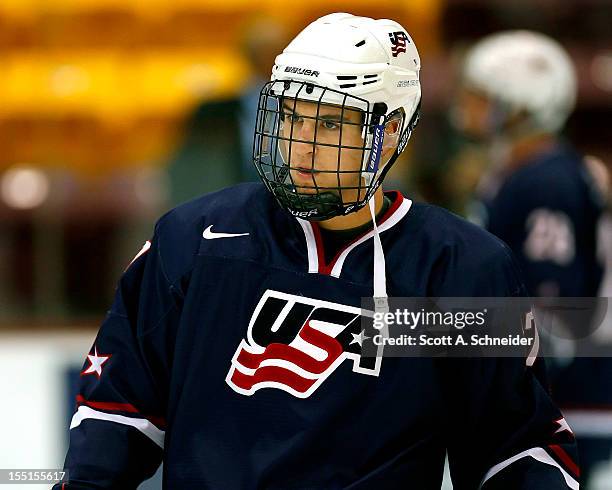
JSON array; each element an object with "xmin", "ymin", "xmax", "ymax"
[
  {"xmin": 456, "ymin": 31, "xmax": 604, "ymax": 298},
  {"xmin": 55, "ymin": 15, "xmax": 579, "ymax": 489},
  {"xmin": 455, "ymin": 31, "xmax": 609, "ymax": 485}
]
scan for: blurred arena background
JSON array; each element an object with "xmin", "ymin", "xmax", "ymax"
[{"xmin": 0, "ymin": 0, "xmax": 610, "ymax": 488}]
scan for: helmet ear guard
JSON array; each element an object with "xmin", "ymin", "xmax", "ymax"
[
  {"xmin": 363, "ymin": 99, "xmax": 421, "ymax": 200},
  {"xmin": 362, "ymin": 100, "xmax": 421, "ymax": 180},
  {"xmin": 400, "ymin": 99, "xmax": 421, "ymax": 153}
]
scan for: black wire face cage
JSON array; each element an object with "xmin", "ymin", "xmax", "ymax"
[{"xmin": 253, "ymin": 80, "xmax": 393, "ymax": 221}]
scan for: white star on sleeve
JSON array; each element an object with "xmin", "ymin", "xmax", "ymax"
[
  {"xmin": 554, "ymin": 417, "xmax": 574, "ymax": 436},
  {"xmin": 81, "ymin": 346, "xmax": 111, "ymax": 378}
]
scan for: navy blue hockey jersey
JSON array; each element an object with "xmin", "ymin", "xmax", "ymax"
[
  {"xmin": 55, "ymin": 184, "xmax": 579, "ymax": 489},
  {"xmin": 480, "ymin": 144, "xmax": 603, "ymax": 297},
  {"xmin": 476, "ymin": 144, "xmax": 610, "ymax": 485}
]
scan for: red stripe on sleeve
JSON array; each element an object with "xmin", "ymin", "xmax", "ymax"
[
  {"xmin": 77, "ymin": 394, "xmax": 140, "ymax": 413},
  {"xmin": 548, "ymin": 444, "xmax": 580, "ymax": 478},
  {"xmin": 76, "ymin": 395, "xmax": 166, "ymax": 429}
]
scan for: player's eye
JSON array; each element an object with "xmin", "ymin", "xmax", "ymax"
[
  {"xmin": 321, "ymin": 120, "xmax": 340, "ymax": 130},
  {"xmin": 283, "ymin": 112, "xmax": 302, "ymax": 124}
]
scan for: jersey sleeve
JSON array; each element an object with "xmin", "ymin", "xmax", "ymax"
[
  {"xmin": 443, "ymin": 355, "xmax": 579, "ymax": 489},
  {"xmin": 53, "ymin": 224, "xmax": 183, "ymax": 489},
  {"xmin": 440, "ymin": 247, "xmax": 580, "ymax": 489}
]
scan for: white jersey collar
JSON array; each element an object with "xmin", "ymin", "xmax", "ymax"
[{"xmin": 296, "ymin": 191, "xmax": 412, "ymax": 278}]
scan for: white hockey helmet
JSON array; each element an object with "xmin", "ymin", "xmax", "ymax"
[
  {"xmin": 253, "ymin": 13, "xmax": 421, "ymax": 220},
  {"xmin": 463, "ymin": 30, "xmax": 577, "ymax": 134}
]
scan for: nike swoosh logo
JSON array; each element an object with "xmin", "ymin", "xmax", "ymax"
[{"xmin": 203, "ymin": 225, "xmax": 250, "ymax": 240}]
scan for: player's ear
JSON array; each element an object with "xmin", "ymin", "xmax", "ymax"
[
  {"xmin": 381, "ymin": 114, "xmax": 403, "ymax": 160},
  {"xmin": 384, "ymin": 117, "xmax": 401, "ymax": 136}
]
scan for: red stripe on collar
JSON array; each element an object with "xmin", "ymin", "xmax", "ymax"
[{"xmin": 311, "ymin": 191, "xmax": 404, "ymax": 275}]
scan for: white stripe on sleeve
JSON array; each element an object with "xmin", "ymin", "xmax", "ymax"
[
  {"xmin": 480, "ymin": 447, "xmax": 578, "ymax": 489},
  {"xmin": 70, "ymin": 405, "xmax": 165, "ymax": 448}
]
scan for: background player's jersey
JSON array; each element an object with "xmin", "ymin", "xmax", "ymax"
[
  {"xmin": 481, "ymin": 143, "xmax": 604, "ymax": 297},
  {"xmin": 55, "ymin": 183, "xmax": 578, "ymax": 489},
  {"xmin": 476, "ymin": 144, "xmax": 610, "ymax": 485}
]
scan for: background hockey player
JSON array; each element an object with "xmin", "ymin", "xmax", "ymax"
[
  {"xmin": 454, "ymin": 30, "xmax": 610, "ymax": 486},
  {"xmin": 455, "ymin": 31, "xmax": 604, "ymax": 298}
]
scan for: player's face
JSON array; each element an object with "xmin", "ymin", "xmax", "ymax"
[
  {"xmin": 453, "ymin": 87, "xmax": 495, "ymax": 140},
  {"xmin": 280, "ymin": 99, "xmax": 367, "ymax": 201}
]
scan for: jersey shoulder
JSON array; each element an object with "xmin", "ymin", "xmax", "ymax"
[
  {"xmin": 502, "ymin": 145, "xmax": 586, "ymax": 197},
  {"xmin": 153, "ymin": 182, "xmax": 273, "ymax": 285},
  {"xmin": 406, "ymin": 202, "xmax": 526, "ymax": 296},
  {"xmin": 491, "ymin": 144, "xmax": 603, "ymax": 229},
  {"xmin": 410, "ymin": 201, "xmax": 511, "ymax": 261},
  {"xmin": 161, "ymin": 182, "xmax": 271, "ymax": 225}
]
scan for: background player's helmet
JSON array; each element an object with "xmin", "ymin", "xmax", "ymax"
[
  {"xmin": 463, "ymin": 30, "xmax": 577, "ymax": 135},
  {"xmin": 253, "ymin": 13, "xmax": 421, "ymax": 220}
]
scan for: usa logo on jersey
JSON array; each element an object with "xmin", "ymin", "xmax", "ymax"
[{"xmin": 226, "ymin": 290, "xmax": 382, "ymax": 398}]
